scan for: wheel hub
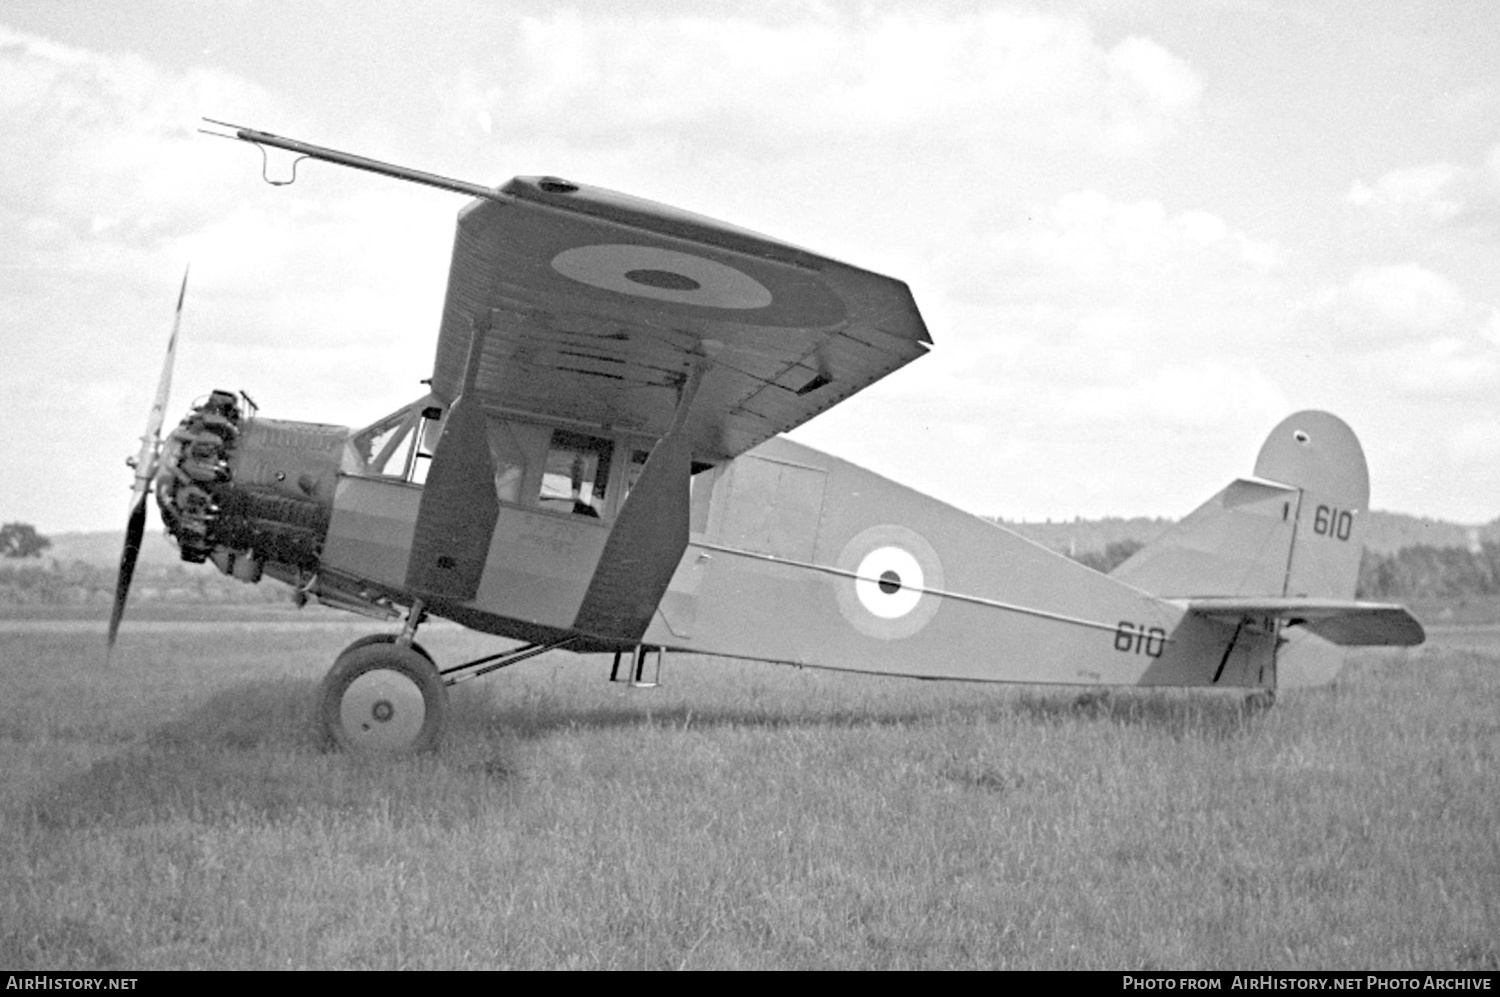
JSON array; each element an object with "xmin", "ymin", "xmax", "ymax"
[{"xmin": 339, "ymin": 669, "xmax": 427, "ymax": 751}]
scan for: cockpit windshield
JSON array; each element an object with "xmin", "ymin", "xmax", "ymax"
[{"xmin": 349, "ymin": 401, "xmax": 442, "ymax": 484}]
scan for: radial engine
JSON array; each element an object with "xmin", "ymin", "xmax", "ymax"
[{"xmin": 155, "ymin": 390, "xmax": 347, "ymax": 587}]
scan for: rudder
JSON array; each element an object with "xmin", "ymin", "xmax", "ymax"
[{"xmin": 1253, "ymin": 410, "xmax": 1369, "ymax": 601}]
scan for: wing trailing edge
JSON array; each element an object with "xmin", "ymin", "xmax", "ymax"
[{"xmin": 1182, "ymin": 597, "xmax": 1425, "ymax": 647}]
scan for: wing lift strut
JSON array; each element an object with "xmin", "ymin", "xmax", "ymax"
[
  {"xmin": 438, "ymin": 636, "xmax": 583, "ymax": 687},
  {"xmin": 429, "ymin": 636, "xmax": 664, "ymax": 689}
]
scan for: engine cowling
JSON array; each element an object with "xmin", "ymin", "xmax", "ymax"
[{"xmin": 156, "ymin": 391, "xmax": 348, "ymax": 581}]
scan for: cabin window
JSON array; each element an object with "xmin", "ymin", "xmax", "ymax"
[
  {"xmin": 538, "ymin": 429, "xmax": 614, "ymax": 518},
  {"xmin": 623, "ymin": 448, "xmax": 651, "ymax": 499},
  {"xmin": 616, "ymin": 447, "xmax": 717, "ymax": 530}
]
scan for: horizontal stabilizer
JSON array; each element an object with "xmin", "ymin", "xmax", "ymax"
[{"xmin": 1183, "ymin": 597, "xmax": 1425, "ymax": 647}]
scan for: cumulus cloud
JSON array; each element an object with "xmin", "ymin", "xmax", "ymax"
[
  {"xmin": 3, "ymin": 9, "xmax": 1491, "ymax": 530},
  {"xmin": 1347, "ymin": 144, "xmax": 1500, "ymax": 231},
  {"xmin": 1482, "ymin": 309, "xmax": 1500, "ymax": 347},
  {"xmin": 1377, "ymin": 335, "xmax": 1498, "ymax": 397},
  {"xmin": 895, "ymin": 190, "xmax": 1295, "ymax": 445},
  {"xmin": 931, "ymin": 186, "xmax": 1288, "ymax": 401},
  {"xmin": 1446, "ymin": 418, "xmax": 1500, "ymax": 464},
  {"xmin": 790, "ymin": 185, "xmax": 1305, "ymax": 518},
  {"xmin": 0, "ymin": 23, "xmax": 453, "ymax": 343},
  {"xmin": 0, "ymin": 26, "xmax": 275, "ymax": 243},
  {"xmin": 435, "ymin": 10, "xmax": 1201, "ymax": 159},
  {"xmin": 0, "ymin": 23, "xmax": 464, "ymax": 537},
  {"xmin": 1050, "ymin": 360, "xmax": 1288, "ymax": 429},
  {"xmin": 963, "ymin": 190, "xmax": 1280, "ymax": 294},
  {"xmin": 1304, "ymin": 265, "xmax": 1498, "ymax": 399},
  {"xmin": 1307, "ymin": 263, "xmax": 1470, "ymax": 343}
]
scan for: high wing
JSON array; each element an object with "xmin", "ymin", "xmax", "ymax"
[
  {"xmin": 1182, "ymin": 597, "xmax": 1425, "ymax": 647},
  {"xmin": 428, "ymin": 177, "xmax": 931, "ymax": 462}
]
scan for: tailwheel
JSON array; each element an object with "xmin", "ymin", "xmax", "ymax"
[
  {"xmin": 1244, "ymin": 688, "xmax": 1277, "ymax": 713},
  {"xmin": 318, "ymin": 639, "xmax": 447, "ymax": 754}
]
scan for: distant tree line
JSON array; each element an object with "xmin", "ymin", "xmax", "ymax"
[
  {"xmin": 0, "ymin": 560, "xmax": 284, "ymax": 606},
  {"xmin": 0, "ymin": 521, "xmax": 285, "ymax": 606},
  {"xmin": 0, "ymin": 522, "xmax": 50, "ymax": 559},
  {"xmin": 1069, "ymin": 539, "xmax": 1145, "ymax": 574},
  {"xmin": 1356, "ymin": 543, "xmax": 1500, "ymax": 600}
]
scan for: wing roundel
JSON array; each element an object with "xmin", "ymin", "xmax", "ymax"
[{"xmin": 550, "ymin": 244, "xmax": 775, "ymax": 310}]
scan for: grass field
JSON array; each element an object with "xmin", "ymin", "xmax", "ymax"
[{"xmin": 2, "ymin": 612, "xmax": 1497, "ymax": 970}]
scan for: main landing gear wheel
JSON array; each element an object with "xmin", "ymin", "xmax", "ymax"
[{"xmin": 317, "ymin": 640, "xmax": 447, "ymax": 754}]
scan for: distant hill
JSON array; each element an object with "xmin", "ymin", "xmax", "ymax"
[
  {"xmin": 1357, "ymin": 512, "xmax": 1500, "ymax": 553},
  {"xmin": 42, "ymin": 529, "xmax": 184, "ymax": 569}
]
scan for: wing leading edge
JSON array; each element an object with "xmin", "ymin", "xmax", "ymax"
[
  {"xmin": 428, "ymin": 177, "xmax": 931, "ymax": 463},
  {"xmin": 1183, "ymin": 597, "xmax": 1425, "ymax": 647}
]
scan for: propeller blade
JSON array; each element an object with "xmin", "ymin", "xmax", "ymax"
[
  {"xmin": 127, "ymin": 266, "xmax": 187, "ymax": 504},
  {"xmin": 109, "ymin": 266, "xmax": 189, "ymax": 657},
  {"xmin": 107, "ymin": 492, "xmax": 148, "ymax": 652}
]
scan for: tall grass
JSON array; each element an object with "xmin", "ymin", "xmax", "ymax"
[{"xmin": 1, "ymin": 618, "xmax": 1496, "ymax": 969}]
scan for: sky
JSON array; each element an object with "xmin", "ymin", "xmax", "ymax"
[{"xmin": 2, "ymin": 0, "xmax": 1497, "ymax": 536}]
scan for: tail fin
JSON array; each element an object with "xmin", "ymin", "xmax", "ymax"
[
  {"xmin": 1113, "ymin": 411, "xmax": 1420, "ymax": 687},
  {"xmin": 1112, "ymin": 411, "xmax": 1368, "ymax": 600}
]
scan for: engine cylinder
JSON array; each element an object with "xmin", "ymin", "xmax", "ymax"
[{"xmin": 156, "ymin": 391, "xmax": 347, "ymax": 576}]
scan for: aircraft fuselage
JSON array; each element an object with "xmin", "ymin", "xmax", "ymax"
[{"xmin": 162, "ymin": 392, "xmax": 1285, "ymax": 690}]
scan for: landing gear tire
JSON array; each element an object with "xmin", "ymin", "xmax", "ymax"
[
  {"xmin": 333, "ymin": 632, "xmax": 434, "ymax": 665},
  {"xmin": 317, "ymin": 642, "xmax": 447, "ymax": 754}
]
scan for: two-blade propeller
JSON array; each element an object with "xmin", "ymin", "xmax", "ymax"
[{"xmin": 107, "ymin": 267, "xmax": 188, "ymax": 656}]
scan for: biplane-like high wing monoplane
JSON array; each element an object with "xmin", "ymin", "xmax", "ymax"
[{"xmin": 109, "ymin": 124, "xmax": 1424, "ymax": 753}]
